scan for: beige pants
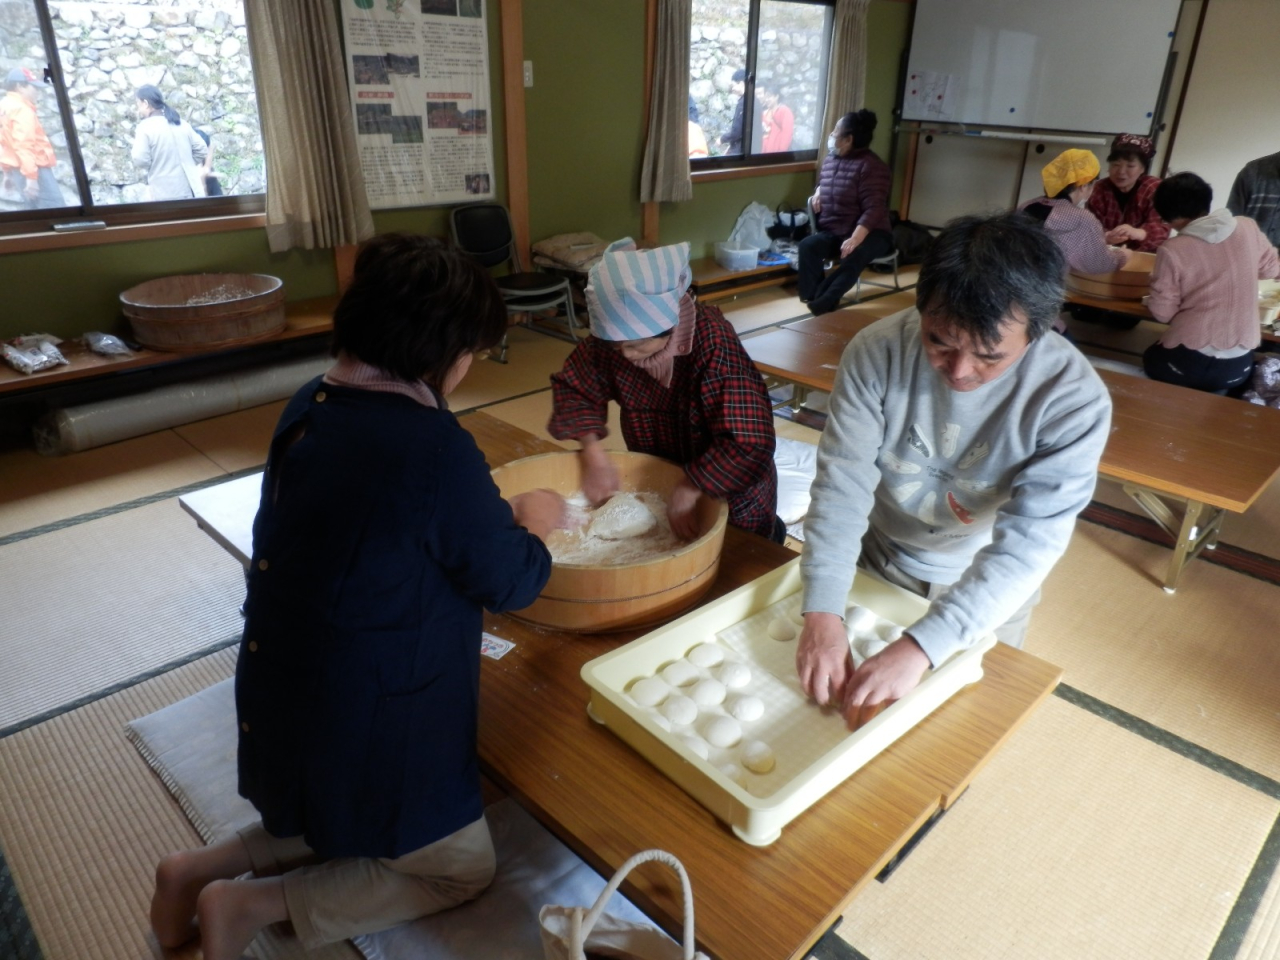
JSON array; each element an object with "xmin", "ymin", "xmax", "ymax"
[
  {"xmin": 859, "ymin": 528, "xmax": 1039, "ymax": 649},
  {"xmin": 238, "ymin": 815, "xmax": 496, "ymax": 947}
]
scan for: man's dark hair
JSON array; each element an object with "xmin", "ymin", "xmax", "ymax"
[
  {"xmin": 838, "ymin": 109, "xmax": 877, "ymax": 149},
  {"xmin": 331, "ymin": 233, "xmax": 507, "ymax": 389},
  {"xmin": 1154, "ymin": 172, "xmax": 1212, "ymax": 223},
  {"xmin": 731, "ymin": 68, "xmax": 746, "ymax": 83},
  {"xmin": 915, "ymin": 213, "xmax": 1065, "ymax": 346}
]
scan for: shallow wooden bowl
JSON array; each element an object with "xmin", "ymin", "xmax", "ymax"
[
  {"xmin": 1065, "ymin": 250, "xmax": 1155, "ymax": 301},
  {"xmin": 490, "ymin": 450, "xmax": 729, "ymax": 633},
  {"xmin": 120, "ymin": 273, "xmax": 285, "ymax": 352}
]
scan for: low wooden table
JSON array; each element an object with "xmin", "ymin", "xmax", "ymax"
[
  {"xmin": 179, "ymin": 410, "xmax": 1061, "ymax": 960},
  {"xmin": 745, "ymin": 307, "xmax": 1280, "ymax": 592},
  {"xmin": 1065, "ymin": 289, "xmax": 1280, "ymax": 346}
]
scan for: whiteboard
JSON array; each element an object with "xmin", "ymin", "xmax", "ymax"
[{"xmin": 902, "ymin": 0, "xmax": 1181, "ymax": 134}]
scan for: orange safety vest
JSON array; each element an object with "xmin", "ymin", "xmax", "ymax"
[{"xmin": 0, "ymin": 91, "xmax": 56, "ymax": 179}]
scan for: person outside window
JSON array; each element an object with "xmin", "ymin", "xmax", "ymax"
[
  {"xmin": 795, "ymin": 213, "xmax": 1111, "ymax": 729},
  {"xmin": 0, "ymin": 67, "xmax": 61, "ymax": 209},
  {"xmin": 131, "ymin": 84, "xmax": 208, "ymax": 201},
  {"xmin": 548, "ymin": 238, "xmax": 783, "ymax": 543},
  {"xmin": 148, "ymin": 234, "xmax": 565, "ymax": 960},
  {"xmin": 760, "ymin": 85, "xmax": 793, "ymax": 153},
  {"xmin": 796, "ymin": 109, "xmax": 893, "ymax": 316},
  {"xmin": 1086, "ymin": 133, "xmax": 1169, "ymax": 252},
  {"xmin": 1144, "ymin": 171, "xmax": 1280, "ymax": 393}
]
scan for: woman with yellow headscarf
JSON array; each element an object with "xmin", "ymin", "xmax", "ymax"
[{"xmin": 1018, "ymin": 148, "xmax": 1131, "ymax": 275}]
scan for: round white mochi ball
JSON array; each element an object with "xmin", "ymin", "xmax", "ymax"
[
  {"xmin": 877, "ymin": 622, "xmax": 905, "ymax": 644},
  {"xmin": 859, "ymin": 636, "xmax": 888, "ymax": 660},
  {"xmin": 717, "ymin": 762, "xmax": 746, "ymax": 786},
  {"xmin": 661, "ymin": 694, "xmax": 698, "ymax": 726},
  {"xmin": 741, "ymin": 739, "xmax": 776, "ymax": 774},
  {"xmin": 729, "ymin": 695, "xmax": 764, "ymax": 722},
  {"xmin": 704, "ymin": 715, "xmax": 743, "ymax": 749},
  {"xmin": 847, "ymin": 605, "xmax": 877, "ymax": 634},
  {"xmin": 661, "ymin": 659, "xmax": 700, "ymax": 687},
  {"xmin": 790, "ymin": 607, "xmax": 808, "ymax": 626},
  {"xmin": 630, "ymin": 676, "xmax": 670, "ymax": 708},
  {"xmin": 680, "ymin": 734, "xmax": 710, "ymax": 760},
  {"xmin": 718, "ymin": 661, "xmax": 752, "ymax": 689},
  {"xmin": 687, "ymin": 642, "xmax": 725, "ymax": 668},
  {"xmin": 690, "ymin": 678, "xmax": 727, "ymax": 707},
  {"xmin": 767, "ymin": 618, "xmax": 797, "ymax": 641},
  {"xmin": 649, "ymin": 711, "xmax": 672, "ymax": 731}
]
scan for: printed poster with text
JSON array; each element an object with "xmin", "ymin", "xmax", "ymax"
[{"xmin": 342, "ymin": 0, "xmax": 494, "ymax": 208}]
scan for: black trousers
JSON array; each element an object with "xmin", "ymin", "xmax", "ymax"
[
  {"xmin": 1142, "ymin": 342, "xmax": 1254, "ymax": 394},
  {"xmin": 796, "ymin": 228, "xmax": 894, "ymax": 315}
]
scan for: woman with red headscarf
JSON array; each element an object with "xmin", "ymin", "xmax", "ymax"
[{"xmin": 1086, "ymin": 133, "xmax": 1169, "ymax": 253}]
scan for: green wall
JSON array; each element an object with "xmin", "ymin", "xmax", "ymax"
[{"xmin": 2, "ymin": 0, "xmax": 913, "ymax": 341}]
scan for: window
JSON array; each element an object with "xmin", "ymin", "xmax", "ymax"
[
  {"xmin": 0, "ymin": 0, "xmax": 265, "ymax": 236},
  {"xmin": 689, "ymin": 0, "xmax": 833, "ymax": 169}
]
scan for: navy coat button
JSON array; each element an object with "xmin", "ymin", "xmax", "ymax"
[
  {"xmin": 248, "ymin": 641, "xmax": 259, "ymax": 652},
  {"xmin": 315, "ymin": 391, "xmax": 327, "ymax": 402},
  {"xmin": 241, "ymin": 721, "xmax": 250, "ymax": 733},
  {"xmin": 258, "ymin": 559, "xmax": 269, "ymax": 571}
]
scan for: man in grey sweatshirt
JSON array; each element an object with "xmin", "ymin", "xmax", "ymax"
[{"xmin": 798, "ymin": 212, "xmax": 1111, "ymax": 728}]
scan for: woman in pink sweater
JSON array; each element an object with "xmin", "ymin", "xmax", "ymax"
[{"xmin": 1144, "ymin": 172, "xmax": 1280, "ymax": 394}]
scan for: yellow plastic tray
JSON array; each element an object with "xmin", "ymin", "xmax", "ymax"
[{"xmin": 581, "ymin": 556, "xmax": 995, "ymax": 846}]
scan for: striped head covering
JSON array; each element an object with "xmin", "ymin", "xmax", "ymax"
[{"xmin": 585, "ymin": 238, "xmax": 692, "ymax": 341}]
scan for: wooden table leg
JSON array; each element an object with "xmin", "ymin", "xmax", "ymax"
[{"xmin": 1121, "ymin": 484, "xmax": 1226, "ymax": 593}]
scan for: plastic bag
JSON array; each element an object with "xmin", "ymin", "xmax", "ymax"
[
  {"xmin": 727, "ymin": 201, "xmax": 774, "ymax": 253},
  {"xmin": 83, "ymin": 331, "xmax": 133, "ymax": 356},
  {"xmin": 3, "ymin": 340, "xmax": 69, "ymax": 375}
]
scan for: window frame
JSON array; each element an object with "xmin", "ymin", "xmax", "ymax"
[
  {"xmin": 689, "ymin": 0, "xmax": 835, "ymax": 173},
  {"xmin": 0, "ymin": 0, "xmax": 265, "ymax": 247}
]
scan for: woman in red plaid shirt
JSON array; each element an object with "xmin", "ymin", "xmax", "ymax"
[
  {"xmin": 1086, "ymin": 133, "xmax": 1170, "ymax": 253},
  {"xmin": 548, "ymin": 238, "xmax": 782, "ymax": 542}
]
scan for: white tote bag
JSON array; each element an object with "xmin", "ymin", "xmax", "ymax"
[{"xmin": 539, "ymin": 849, "xmax": 710, "ymax": 960}]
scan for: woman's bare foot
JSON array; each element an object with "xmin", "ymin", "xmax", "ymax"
[
  {"xmin": 150, "ymin": 850, "xmax": 205, "ymax": 948},
  {"xmin": 196, "ymin": 877, "xmax": 288, "ymax": 960}
]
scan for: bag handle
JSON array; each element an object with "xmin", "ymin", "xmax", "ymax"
[{"xmin": 570, "ymin": 849, "xmax": 703, "ymax": 960}]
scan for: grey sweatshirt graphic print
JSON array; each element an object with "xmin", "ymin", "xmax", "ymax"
[{"xmin": 801, "ymin": 309, "xmax": 1112, "ymax": 666}]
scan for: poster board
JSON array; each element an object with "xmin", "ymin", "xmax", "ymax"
[
  {"xmin": 902, "ymin": 0, "xmax": 1181, "ymax": 134},
  {"xmin": 341, "ymin": 0, "xmax": 495, "ymax": 209}
]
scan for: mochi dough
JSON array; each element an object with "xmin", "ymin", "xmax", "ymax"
[
  {"xmin": 680, "ymin": 734, "xmax": 710, "ymax": 760},
  {"xmin": 690, "ymin": 678, "xmax": 727, "ymax": 707},
  {"xmin": 741, "ymin": 739, "xmax": 776, "ymax": 774},
  {"xmin": 718, "ymin": 661, "xmax": 752, "ymax": 689},
  {"xmin": 767, "ymin": 618, "xmax": 797, "ymax": 641},
  {"xmin": 704, "ymin": 715, "xmax": 742, "ymax": 749},
  {"xmin": 630, "ymin": 676, "xmax": 669, "ymax": 707},
  {"xmin": 717, "ymin": 762, "xmax": 746, "ymax": 786},
  {"xmin": 587, "ymin": 493, "xmax": 657, "ymax": 540},
  {"xmin": 661, "ymin": 659, "xmax": 700, "ymax": 687},
  {"xmin": 729, "ymin": 695, "xmax": 764, "ymax": 722},
  {"xmin": 661, "ymin": 694, "xmax": 698, "ymax": 726},
  {"xmin": 687, "ymin": 642, "xmax": 725, "ymax": 668}
]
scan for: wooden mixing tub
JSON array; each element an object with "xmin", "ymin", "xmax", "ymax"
[
  {"xmin": 1065, "ymin": 250, "xmax": 1155, "ymax": 301},
  {"xmin": 490, "ymin": 451, "xmax": 729, "ymax": 633},
  {"xmin": 120, "ymin": 273, "xmax": 285, "ymax": 352}
]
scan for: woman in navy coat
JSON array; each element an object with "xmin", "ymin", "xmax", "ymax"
[{"xmin": 150, "ymin": 234, "xmax": 565, "ymax": 960}]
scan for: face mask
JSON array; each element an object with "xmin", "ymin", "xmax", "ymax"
[{"xmin": 827, "ymin": 133, "xmax": 836, "ymax": 152}]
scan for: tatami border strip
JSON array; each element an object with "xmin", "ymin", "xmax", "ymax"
[
  {"xmin": 1209, "ymin": 813, "xmax": 1280, "ymax": 960},
  {"xmin": 0, "ymin": 632, "xmax": 242, "ymax": 742}
]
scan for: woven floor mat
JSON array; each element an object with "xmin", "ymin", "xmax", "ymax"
[
  {"xmin": 448, "ymin": 326, "xmax": 574, "ymax": 414},
  {"xmin": 837, "ymin": 696, "xmax": 1280, "ymax": 960},
  {"xmin": 0, "ymin": 430, "xmax": 223, "ymax": 540},
  {"xmin": 1242, "ymin": 847, "xmax": 1280, "ymax": 960},
  {"xmin": 1030, "ymin": 521, "xmax": 1280, "ymax": 781},
  {"xmin": 0, "ymin": 647, "xmax": 357, "ymax": 960},
  {"xmin": 173, "ymin": 400, "xmax": 284, "ymax": 474},
  {"xmin": 0, "ymin": 499, "xmax": 246, "ymax": 733}
]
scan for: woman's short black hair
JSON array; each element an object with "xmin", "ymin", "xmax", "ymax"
[
  {"xmin": 915, "ymin": 212, "xmax": 1065, "ymax": 347},
  {"xmin": 838, "ymin": 109, "xmax": 877, "ymax": 149},
  {"xmin": 1154, "ymin": 171, "xmax": 1213, "ymax": 223},
  {"xmin": 331, "ymin": 233, "xmax": 507, "ymax": 389}
]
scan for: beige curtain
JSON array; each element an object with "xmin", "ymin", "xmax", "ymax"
[
  {"xmin": 244, "ymin": 0, "xmax": 374, "ymax": 253},
  {"xmin": 822, "ymin": 0, "xmax": 872, "ymax": 141},
  {"xmin": 640, "ymin": 0, "xmax": 693, "ymax": 203}
]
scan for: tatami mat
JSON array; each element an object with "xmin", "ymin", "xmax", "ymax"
[
  {"xmin": 0, "ymin": 431, "xmax": 223, "ymax": 539},
  {"xmin": 448, "ymin": 325, "xmax": 574, "ymax": 413},
  {"xmin": 720, "ymin": 287, "xmax": 811, "ymax": 335},
  {"xmin": 0, "ymin": 647, "xmax": 358, "ymax": 960},
  {"xmin": 1242, "ymin": 851, "xmax": 1280, "ymax": 960},
  {"xmin": 837, "ymin": 696, "xmax": 1280, "ymax": 960},
  {"xmin": 480, "ymin": 389, "xmax": 628, "ymax": 452},
  {"xmin": 0, "ymin": 499, "xmax": 246, "ymax": 732},
  {"xmin": 1031, "ymin": 520, "xmax": 1280, "ymax": 781},
  {"xmin": 172, "ymin": 400, "xmax": 285, "ymax": 474}
]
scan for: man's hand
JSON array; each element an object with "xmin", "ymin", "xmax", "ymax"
[
  {"xmin": 509, "ymin": 488, "xmax": 568, "ymax": 541},
  {"xmin": 796, "ymin": 612, "xmax": 853, "ymax": 706},
  {"xmin": 578, "ymin": 436, "xmax": 619, "ymax": 506},
  {"xmin": 666, "ymin": 476, "xmax": 702, "ymax": 540},
  {"xmin": 840, "ymin": 634, "xmax": 931, "ymax": 730},
  {"xmin": 839, "ymin": 233, "xmax": 862, "ymax": 258}
]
